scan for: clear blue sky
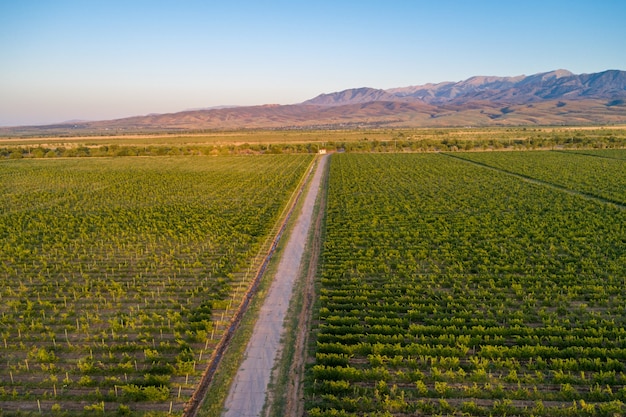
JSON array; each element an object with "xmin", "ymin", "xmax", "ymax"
[{"xmin": 1, "ymin": 0, "xmax": 625, "ymax": 126}]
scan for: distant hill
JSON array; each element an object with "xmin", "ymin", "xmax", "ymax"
[
  {"xmin": 302, "ymin": 87, "xmax": 403, "ymax": 106},
  {"xmin": 2, "ymin": 69, "xmax": 626, "ymax": 136},
  {"xmin": 312, "ymin": 70, "xmax": 626, "ymax": 106}
]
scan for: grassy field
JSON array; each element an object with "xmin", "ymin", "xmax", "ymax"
[{"xmin": 0, "ymin": 155, "xmax": 312, "ymax": 416}]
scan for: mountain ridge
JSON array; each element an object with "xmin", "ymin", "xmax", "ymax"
[
  {"xmin": 305, "ymin": 69, "xmax": 626, "ymax": 107},
  {"xmin": 3, "ymin": 69, "xmax": 626, "ymax": 135}
]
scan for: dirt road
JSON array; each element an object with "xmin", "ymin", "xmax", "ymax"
[{"xmin": 222, "ymin": 154, "xmax": 328, "ymax": 417}]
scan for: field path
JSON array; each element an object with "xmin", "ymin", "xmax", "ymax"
[{"xmin": 222, "ymin": 154, "xmax": 328, "ymax": 417}]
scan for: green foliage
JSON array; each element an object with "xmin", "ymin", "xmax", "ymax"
[
  {"xmin": 0, "ymin": 155, "xmax": 312, "ymax": 413},
  {"xmin": 120, "ymin": 384, "xmax": 170, "ymax": 401},
  {"xmin": 455, "ymin": 150, "xmax": 626, "ymax": 205},
  {"xmin": 116, "ymin": 404, "xmax": 131, "ymax": 416},
  {"xmin": 83, "ymin": 401, "xmax": 105, "ymax": 412},
  {"xmin": 3, "ymin": 126, "xmax": 626, "ymax": 159},
  {"xmin": 307, "ymin": 153, "xmax": 626, "ymax": 416}
]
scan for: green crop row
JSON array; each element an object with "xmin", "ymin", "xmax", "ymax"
[
  {"xmin": 452, "ymin": 150, "xmax": 626, "ymax": 205},
  {"xmin": 307, "ymin": 153, "xmax": 626, "ymax": 416},
  {"xmin": 0, "ymin": 155, "xmax": 312, "ymax": 415}
]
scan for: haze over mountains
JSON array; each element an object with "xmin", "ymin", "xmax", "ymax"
[{"xmin": 5, "ymin": 69, "xmax": 626, "ymax": 134}]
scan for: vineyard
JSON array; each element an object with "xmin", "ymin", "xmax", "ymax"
[
  {"xmin": 307, "ymin": 153, "xmax": 626, "ymax": 416},
  {"xmin": 0, "ymin": 155, "xmax": 312, "ymax": 415},
  {"xmin": 453, "ymin": 149, "xmax": 626, "ymax": 205}
]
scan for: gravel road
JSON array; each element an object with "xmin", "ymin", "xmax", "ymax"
[{"xmin": 222, "ymin": 154, "xmax": 328, "ymax": 417}]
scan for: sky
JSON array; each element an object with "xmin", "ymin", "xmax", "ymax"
[{"xmin": 1, "ymin": 1, "xmax": 625, "ymax": 126}]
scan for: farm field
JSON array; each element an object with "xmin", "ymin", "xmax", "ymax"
[
  {"xmin": 1, "ymin": 131, "xmax": 625, "ymax": 417},
  {"xmin": 566, "ymin": 148, "xmax": 626, "ymax": 160},
  {"xmin": 0, "ymin": 155, "xmax": 313, "ymax": 415},
  {"xmin": 307, "ymin": 153, "xmax": 626, "ymax": 416},
  {"xmin": 2, "ymin": 126, "xmax": 626, "ymax": 157},
  {"xmin": 453, "ymin": 150, "xmax": 626, "ymax": 205}
]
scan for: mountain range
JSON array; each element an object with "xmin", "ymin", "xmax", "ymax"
[
  {"xmin": 5, "ymin": 69, "xmax": 626, "ymax": 134},
  {"xmin": 304, "ymin": 69, "xmax": 626, "ymax": 106}
]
